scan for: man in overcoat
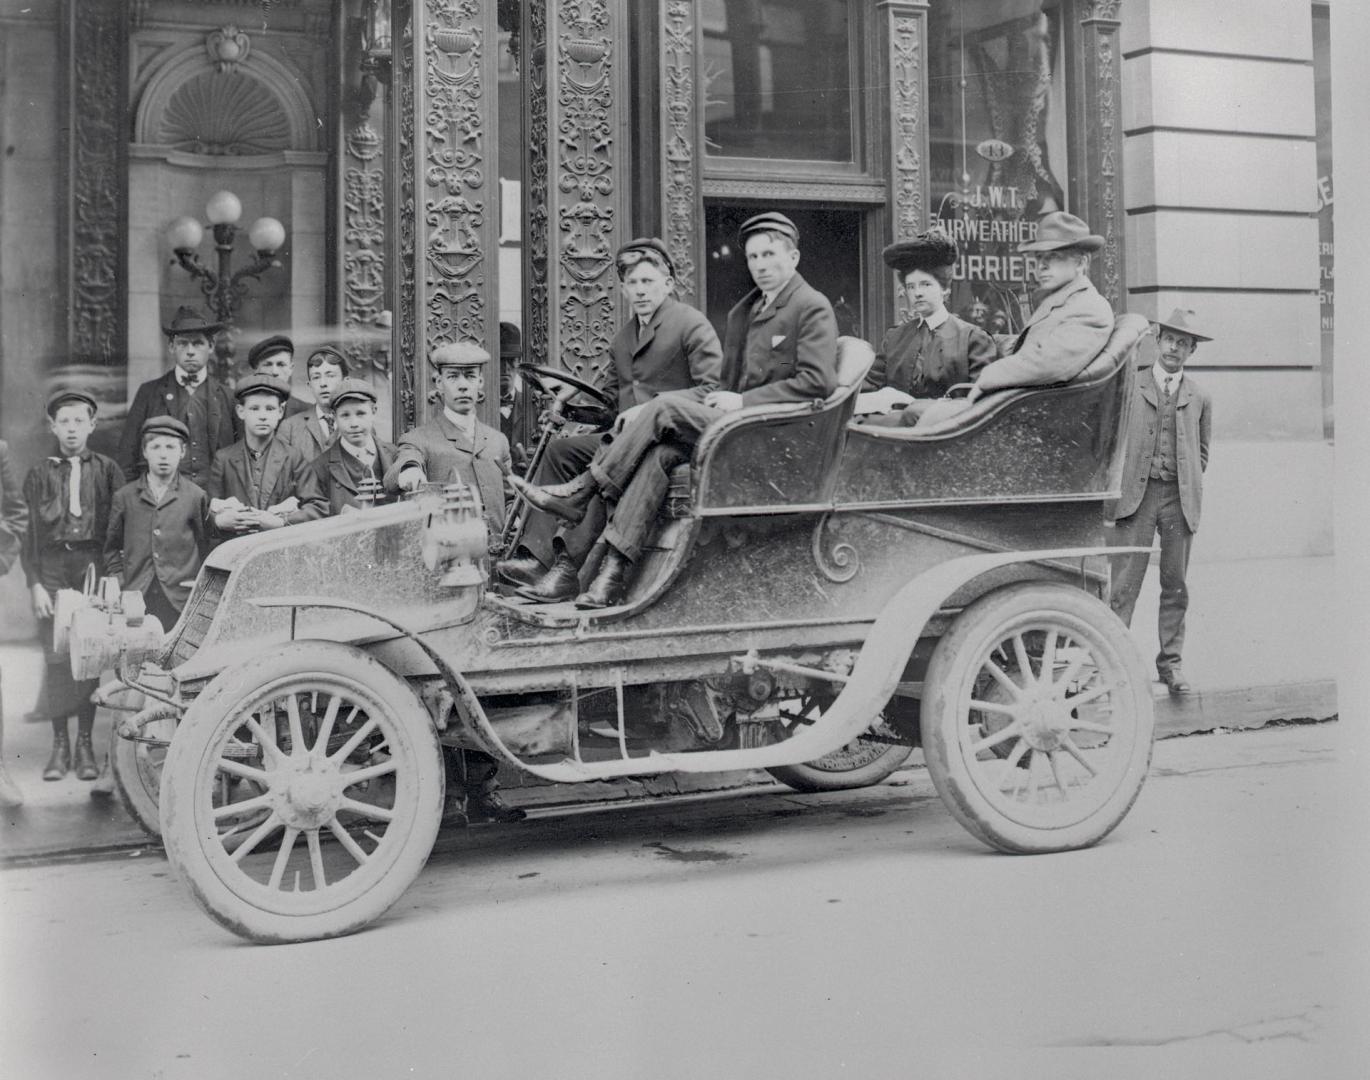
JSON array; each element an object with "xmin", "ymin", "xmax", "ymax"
[
  {"xmin": 498, "ymin": 237, "xmax": 722, "ymax": 599},
  {"xmin": 511, "ymin": 211, "xmax": 838, "ymax": 608},
  {"xmin": 1107, "ymin": 308, "xmax": 1213, "ymax": 694},
  {"xmin": 120, "ymin": 307, "xmax": 239, "ymax": 488}
]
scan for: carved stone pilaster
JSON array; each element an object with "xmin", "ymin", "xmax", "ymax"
[
  {"xmin": 1076, "ymin": 3, "xmax": 1125, "ymax": 308},
  {"xmin": 659, "ymin": 0, "xmax": 700, "ymax": 305},
  {"xmin": 523, "ymin": 0, "xmax": 550, "ymax": 366},
  {"xmin": 394, "ymin": 2, "xmax": 419, "ymax": 432},
  {"xmin": 63, "ymin": 0, "xmax": 128, "ymax": 366},
  {"xmin": 880, "ymin": 3, "xmax": 928, "ymax": 245},
  {"xmin": 397, "ymin": 0, "xmax": 502, "ymax": 430}
]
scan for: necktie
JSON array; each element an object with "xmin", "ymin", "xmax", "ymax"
[
  {"xmin": 180, "ymin": 374, "xmax": 197, "ymax": 391},
  {"xmin": 320, "ymin": 412, "xmax": 334, "ymax": 439},
  {"xmin": 1163, "ymin": 375, "xmax": 1174, "ymax": 398},
  {"xmin": 66, "ymin": 457, "xmax": 82, "ymax": 518}
]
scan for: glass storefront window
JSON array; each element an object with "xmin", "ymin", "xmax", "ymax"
[
  {"xmin": 928, "ymin": 1, "xmax": 1069, "ymax": 333},
  {"xmin": 702, "ymin": 0, "xmax": 854, "ymax": 163}
]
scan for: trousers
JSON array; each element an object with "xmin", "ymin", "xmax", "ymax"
[
  {"xmin": 517, "ymin": 432, "xmax": 606, "ymax": 566},
  {"xmin": 1109, "ymin": 478, "xmax": 1194, "ymax": 673},
  {"xmin": 36, "ymin": 545, "xmax": 102, "ymax": 720}
]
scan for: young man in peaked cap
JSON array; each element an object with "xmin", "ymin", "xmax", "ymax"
[
  {"xmin": 120, "ymin": 306, "xmax": 239, "ymax": 488},
  {"xmin": 1107, "ymin": 307, "xmax": 1214, "ymax": 694},
  {"xmin": 245, "ymin": 334, "xmax": 310, "ymax": 418}
]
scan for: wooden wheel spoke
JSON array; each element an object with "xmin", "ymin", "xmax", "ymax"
[
  {"xmin": 1012, "ymin": 634, "xmax": 1036, "ymax": 686},
  {"xmin": 284, "ymin": 694, "xmax": 306, "ymax": 758},
  {"xmin": 215, "ymin": 758, "xmax": 269, "ymax": 785},
  {"xmin": 339, "ymin": 797, "xmax": 394, "ymax": 823},
  {"xmin": 340, "ymin": 759, "xmax": 397, "ymax": 787},
  {"xmin": 1039, "ymin": 629, "xmax": 1058, "ymax": 684},
  {"xmin": 1059, "ymin": 733, "xmax": 1099, "ymax": 777},
  {"xmin": 1047, "ymin": 750, "xmax": 1071, "ymax": 797},
  {"xmin": 1049, "ymin": 650, "xmax": 1090, "ymax": 698},
  {"xmin": 243, "ymin": 715, "xmax": 279, "ymax": 760},
  {"xmin": 266, "ymin": 827, "xmax": 300, "ymax": 890},
  {"xmin": 984, "ymin": 658, "xmax": 1025, "ymax": 699},
  {"xmin": 968, "ymin": 719, "xmax": 1023, "ymax": 756},
  {"xmin": 313, "ymin": 699, "xmax": 352, "ymax": 760},
  {"xmin": 969, "ymin": 698, "xmax": 1018, "ymax": 717},
  {"xmin": 306, "ymin": 829, "xmax": 327, "ymax": 890},
  {"xmin": 1063, "ymin": 681, "xmax": 1112, "ymax": 710},
  {"xmin": 1069, "ymin": 719, "xmax": 1115, "ymax": 736},
  {"xmin": 229, "ymin": 812, "xmax": 284, "ymax": 862},
  {"xmin": 997, "ymin": 740, "xmax": 1029, "ymax": 791},
  {"xmin": 213, "ymin": 791, "xmax": 274, "ymax": 822},
  {"xmin": 329, "ymin": 716, "xmax": 379, "ymax": 765},
  {"xmin": 327, "ymin": 818, "xmax": 372, "ymax": 865}
]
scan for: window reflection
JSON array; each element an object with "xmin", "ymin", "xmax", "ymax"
[{"xmin": 702, "ymin": 0, "xmax": 854, "ymax": 163}]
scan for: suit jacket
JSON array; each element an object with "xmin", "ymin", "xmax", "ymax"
[
  {"xmin": 311, "ymin": 438, "xmax": 400, "ymax": 515},
  {"xmin": 119, "ymin": 370, "xmax": 239, "ymax": 487},
  {"xmin": 1108, "ymin": 370, "xmax": 1212, "ymax": 531},
  {"xmin": 276, "ymin": 407, "xmax": 336, "ymax": 459},
  {"xmin": 865, "ymin": 314, "xmax": 996, "ymax": 398},
  {"xmin": 0, "ymin": 440, "xmax": 28, "ymax": 579},
  {"xmin": 719, "ymin": 272, "xmax": 839, "ymax": 405},
  {"xmin": 976, "ymin": 275, "xmax": 1114, "ymax": 393},
  {"xmin": 104, "ymin": 474, "xmax": 209, "ymax": 606},
  {"xmin": 208, "ymin": 437, "xmax": 328, "ymax": 530},
  {"xmin": 598, "ymin": 296, "xmax": 722, "ymax": 410},
  {"xmin": 383, "ymin": 414, "xmax": 512, "ymax": 532},
  {"xmin": 20, "ymin": 449, "xmax": 124, "ymax": 587}
]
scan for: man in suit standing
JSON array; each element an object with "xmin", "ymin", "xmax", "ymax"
[
  {"xmin": 120, "ymin": 307, "xmax": 239, "ymax": 488},
  {"xmin": 1107, "ymin": 308, "xmax": 1214, "ymax": 694},
  {"xmin": 498, "ymin": 237, "xmax": 722, "ymax": 600},
  {"xmin": 512, "ymin": 211, "xmax": 838, "ymax": 608},
  {"xmin": 310, "ymin": 379, "xmax": 398, "ymax": 514}
]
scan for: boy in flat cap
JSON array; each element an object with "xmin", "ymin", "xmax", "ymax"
[
  {"xmin": 105, "ymin": 415, "xmax": 210, "ymax": 632},
  {"xmin": 385, "ymin": 342, "xmax": 512, "ymax": 535},
  {"xmin": 120, "ymin": 306, "xmax": 239, "ymax": 488},
  {"xmin": 22, "ymin": 389, "xmax": 125, "ymax": 781},
  {"xmin": 245, "ymin": 334, "xmax": 311, "ymax": 418},
  {"xmin": 857, "ymin": 228, "xmax": 996, "ymax": 425},
  {"xmin": 207, "ymin": 373, "xmax": 327, "ymax": 538},
  {"xmin": 277, "ymin": 345, "xmax": 350, "ymax": 458},
  {"xmin": 915, "ymin": 211, "xmax": 1114, "ymax": 427},
  {"xmin": 512, "ymin": 211, "xmax": 837, "ymax": 608},
  {"xmin": 500, "ymin": 237, "xmax": 722, "ymax": 600},
  {"xmin": 1107, "ymin": 307, "xmax": 1214, "ymax": 694},
  {"xmin": 310, "ymin": 378, "xmax": 399, "ymax": 514}
]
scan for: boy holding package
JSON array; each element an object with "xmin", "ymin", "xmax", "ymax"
[
  {"xmin": 22, "ymin": 389, "xmax": 125, "ymax": 781},
  {"xmin": 104, "ymin": 416, "xmax": 209, "ymax": 630},
  {"xmin": 310, "ymin": 378, "xmax": 398, "ymax": 514}
]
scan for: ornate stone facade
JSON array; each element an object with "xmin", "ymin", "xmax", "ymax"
[
  {"xmin": 885, "ymin": 5, "xmax": 927, "ymax": 243},
  {"xmin": 660, "ymin": 0, "xmax": 698, "ymax": 304}
]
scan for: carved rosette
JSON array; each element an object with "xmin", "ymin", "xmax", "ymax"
[
  {"xmin": 396, "ymin": 12, "xmax": 419, "ymax": 430},
  {"xmin": 551, "ymin": 0, "xmax": 616, "ymax": 383},
  {"xmin": 68, "ymin": 1, "xmax": 127, "ymax": 366},
  {"xmin": 660, "ymin": 0, "xmax": 698, "ymax": 303},
  {"xmin": 888, "ymin": 14, "xmax": 925, "ymax": 242}
]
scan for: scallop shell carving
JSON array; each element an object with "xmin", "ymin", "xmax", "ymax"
[{"xmin": 158, "ymin": 71, "xmax": 292, "ymax": 155}]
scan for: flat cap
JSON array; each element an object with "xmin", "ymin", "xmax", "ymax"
[
  {"xmin": 233, "ymin": 372, "xmax": 292, "ymax": 403},
  {"xmin": 1155, "ymin": 307, "xmax": 1212, "ymax": 343},
  {"xmin": 1017, "ymin": 211, "xmax": 1104, "ymax": 253},
  {"xmin": 739, "ymin": 212, "xmax": 798, "ymax": 244},
  {"xmin": 882, "ymin": 229, "xmax": 959, "ymax": 276},
  {"xmin": 615, "ymin": 236, "xmax": 674, "ymax": 275},
  {"xmin": 140, "ymin": 415, "xmax": 190, "ymax": 442},
  {"xmin": 330, "ymin": 378, "xmax": 379, "ymax": 408},
  {"xmin": 246, "ymin": 334, "xmax": 294, "ymax": 369},
  {"xmin": 162, "ymin": 306, "xmax": 224, "ymax": 338},
  {"xmin": 45, "ymin": 388, "xmax": 98, "ymax": 418},
  {"xmin": 305, "ymin": 345, "xmax": 350, "ymax": 372},
  {"xmin": 428, "ymin": 341, "xmax": 491, "ymax": 370}
]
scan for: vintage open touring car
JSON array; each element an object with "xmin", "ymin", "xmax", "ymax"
[{"xmin": 75, "ymin": 313, "xmax": 1155, "ymax": 944}]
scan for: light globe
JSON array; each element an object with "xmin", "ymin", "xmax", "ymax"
[{"xmin": 205, "ymin": 190, "xmax": 243, "ymax": 225}]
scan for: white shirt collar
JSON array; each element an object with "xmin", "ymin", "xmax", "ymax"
[
  {"xmin": 919, "ymin": 308, "xmax": 950, "ymax": 331},
  {"xmin": 175, "ymin": 366, "xmax": 206, "ymax": 389},
  {"xmin": 1152, "ymin": 361, "xmax": 1183, "ymax": 393},
  {"xmin": 442, "ymin": 406, "xmax": 476, "ymax": 438},
  {"xmin": 340, "ymin": 437, "xmax": 377, "ymax": 463}
]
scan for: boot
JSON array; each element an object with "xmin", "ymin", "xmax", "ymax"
[
  {"xmin": 508, "ymin": 471, "xmax": 596, "ymax": 523},
  {"xmin": 495, "ymin": 551, "xmax": 546, "ymax": 589},
  {"xmin": 516, "ymin": 553, "xmax": 582, "ymax": 603},
  {"xmin": 90, "ymin": 749, "xmax": 115, "ymax": 797},
  {"xmin": 43, "ymin": 720, "xmax": 71, "ymax": 781},
  {"xmin": 575, "ymin": 549, "xmax": 633, "ymax": 609},
  {"xmin": 74, "ymin": 710, "xmax": 98, "ymax": 781}
]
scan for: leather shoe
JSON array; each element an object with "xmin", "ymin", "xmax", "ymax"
[
  {"xmin": 1159, "ymin": 666, "xmax": 1191, "ymax": 694},
  {"xmin": 74, "ymin": 735, "xmax": 99, "ymax": 781},
  {"xmin": 575, "ymin": 549, "xmax": 633, "ymax": 609},
  {"xmin": 496, "ymin": 552, "xmax": 546, "ymax": 589},
  {"xmin": 508, "ymin": 471, "xmax": 596, "ymax": 524},
  {"xmin": 467, "ymin": 790, "xmax": 527, "ymax": 824},
  {"xmin": 43, "ymin": 736, "xmax": 70, "ymax": 781},
  {"xmin": 517, "ymin": 553, "xmax": 582, "ymax": 602}
]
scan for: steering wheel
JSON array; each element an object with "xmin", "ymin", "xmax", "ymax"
[{"xmin": 519, "ymin": 364, "xmax": 617, "ymax": 428}]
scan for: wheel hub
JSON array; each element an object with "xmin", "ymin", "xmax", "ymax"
[
  {"xmin": 276, "ymin": 765, "xmax": 342, "ymax": 829},
  {"xmin": 1019, "ymin": 695, "xmax": 1066, "ymax": 752}
]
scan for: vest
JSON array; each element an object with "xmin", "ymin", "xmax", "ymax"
[
  {"xmin": 180, "ymin": 384, "xmax": 212, "ymax": 487},
  {"xmin": 1149, "ymin": 383, "xmax": 1179, "ymax": 481}
]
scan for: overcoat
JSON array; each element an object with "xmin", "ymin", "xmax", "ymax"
[
  {"xmin": 311, "ymin": 438, "xmax": 400, "ymax": 515},
  {"xmin": 1107, "ymin": 370, "xmax": 1212, "ymax": 531},
  {"xmin": 976, "ymin": 275, "xmax": 1114, "ymax": 392},
  {"xmin": 598, "ymin": 296, "xmax": 722, "ymax": 410},
  {"xmin": 119, "ymin": 371, "xmax": 239, "ymax": 485},
  {"xmin": 104, "ymin": 474, "xmax": 209, "ymax": 606},
  {"xmin": 208, "ymin": 438, "xmax": 328, "ymax": 526},
  {"xmin": 718, "ymin": 271, "xmax": 838, "ymax": 405},
  {"xmin": 20, "ymin": 450, "xmax": 124, "ymax": 587},
  {"xmin": 383, "ymin": 415, "xmax": 511, "ymax": 532},
  {"xmin": 0, "ymin": 440, "xmax": 28, "ymax": 577},
  {"xmin": 865, "ymin": 314, "xmax": 996, "ymax": 398}
]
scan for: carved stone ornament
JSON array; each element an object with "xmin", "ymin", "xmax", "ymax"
[
  {"xmin": 661, "ymin": 0, "xmax": 698, "ymax": 300},
  {"xmin": 206, "ymin": 26, "xmax": 252, "ymax": 74},
  {"xmin": 889, "ymin": 14, "xmax": 924, "ymax": 241},
  {"xmin": 1094, "ymin": 29, "xmax": 1122, "ymax": 306},
  {"xmin": 397, "ymin": 14, "xmax": 419, "ymax": 430},
  {"xmin": 159, "ymin": 72, "xmax": 292, "ymax": 155},
  {"xmin": 526, "ymin": 0, "xmax": 550, "ymax": 368},
  {"xmin": 1086, "ymin": 0, "xmax": 1123, "ymax": 20}
]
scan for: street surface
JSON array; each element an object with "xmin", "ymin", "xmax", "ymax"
[{"xmin": 0, "ymin": 724, "xmax": 1361, "ymax": 1078}]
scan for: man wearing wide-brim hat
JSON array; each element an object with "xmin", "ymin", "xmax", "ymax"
[
  {"xmin": 914, "ymin": 211, "xmax": 1115, "ymax": 428},
  {"xmin": 1106, "ymin": 306, "xmax": 1214, "ymax": 694},
  {"xmin": 119, "ymin": 305, "xmax": 239, "ymax": 489}
]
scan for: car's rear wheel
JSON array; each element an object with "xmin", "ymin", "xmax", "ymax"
[
  {"xmin": 765, "ymin": 692, "xmax": 913, "ymax": 792},
  {"xmin": 921, "ymin": 582, "xmax": 1153, "ymax": 853},
  {"xmin": 160, "ymin": 641, "xmax": 444, "ymax": 944}
]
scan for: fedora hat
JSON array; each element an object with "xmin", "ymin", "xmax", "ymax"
[
  {"xmin": 1155, "ymin": 307, "xmax": 1212, "ymax": 343},
  {"xmin": 1017, "ymin": 211, "xmax": 1104, "ymax": 253},
  {"xmin": 162, "ymin": 306, "xmax": 225, "ymax": 338}
]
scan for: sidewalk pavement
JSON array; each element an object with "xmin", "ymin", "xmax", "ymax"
[{"xmin": 0, "ymin": 554, "xmax": 1337, "ymax": 863}]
